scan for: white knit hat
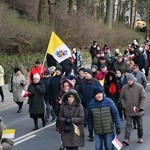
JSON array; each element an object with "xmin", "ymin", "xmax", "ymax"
[{"xmin": 33, "ymin": 73, "xmax": 40, "ymax": 80}]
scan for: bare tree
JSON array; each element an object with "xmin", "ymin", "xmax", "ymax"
[
  {"xmin": 37, "ymin": 0, "xmax": 46, "ymax": 23},
  {"xmin": 105, "ymin": 0, "xmax": 114, "ymax": 29}
]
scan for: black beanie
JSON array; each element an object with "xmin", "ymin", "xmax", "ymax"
[
  {"xmin": 93, "ymin": 87, "xmax": 103, "ymax": 96},
  {"xmin": 84, "ymin": 68, "xmax": 92, "ymax": 75},
  {"xmin": 14, "ymin": 67, "xmax": 20, "ymax": 73},
  {"xmin": 56, "ymin": 65, "xmax": 62, "ymax": 72}
]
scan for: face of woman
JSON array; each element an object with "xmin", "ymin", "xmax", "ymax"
[
  {"xmin": 109, "ymin": 75, "xmax": 113, "ymax": 81},
  {"xmin": 63, "ymin": 82, "xmax": 71, "ymax": 92},
  {"xmin": 33, "ymin": 78, "xmax": 40, "ymax": 83},
  {"xmin": 67, "ymin": 94, "xmax": 75, "ymax": 104},
  {"xmin": 116, "ymin": 70, "xmax": 121, "ymax": 77}
]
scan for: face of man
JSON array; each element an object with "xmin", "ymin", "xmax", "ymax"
[
  {"xmin": 127, "ymin": 79, "xmax": 134, "ymax": 85},
  {"xmin": 95, "ymin": 93, "xmax": 103, "ymax": 101},
  {"xmin": 79, "ymin": 70, "xmax": 85, "ymax": 78},
  {"xmin": 84, "ymin": 72, "xmax": 92, "ymax": 79},
  {"xmin": 117, "ymin": 58, "xmax": 123, "ymax": 63},
  {"xmin": 55, "ymin": 70, "xmax": 61, "ymax": 75},
  {"xmin": 101, "ymin": 67, "xmax": 107, "ymax": 72}
]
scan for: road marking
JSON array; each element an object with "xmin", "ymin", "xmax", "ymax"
[
  {"xmin": 147, "ymin": 83, "xmax": 150, "ymax": 86},
  {"xmin": 14, "ymin": 135, "xmax": 36, "ymax": 146},
  {"xmin": 14, "ymin": 122, "xmax": 55, "ymax": 143}
]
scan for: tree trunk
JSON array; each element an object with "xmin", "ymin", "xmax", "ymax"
[
  {"xmin": 105, "ymin": 0, "xmax": 114, "ymax": 29},
  {"xmin": 37, "ymin": 0, "xmax": 45, "ymax": 23},
  {"xmin": 146, "ymin": 0, "xmax": 150, "ymax": 37},
  {"xmin": 68, "ymin": 0, "xmax": 74, "ymax": 15},
  {"xmin": 130, "ymin": 0, "xmax": 134, "ymax": 28}
]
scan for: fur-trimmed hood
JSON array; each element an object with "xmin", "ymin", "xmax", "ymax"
[
  {"xmin": 62, "ymin": 89, "xmax": 81, "ymax": 105},
  {"xmin": 105, "ymin": 71, "xmax": 117, "ymax": 84}
]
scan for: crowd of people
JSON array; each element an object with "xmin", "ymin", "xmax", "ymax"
[{"xmin": 1, "ymin": 37, "xmax": 150, "ymax": 150}]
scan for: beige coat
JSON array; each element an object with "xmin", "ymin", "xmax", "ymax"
[
  {"xmin": 0, "ymin": 65, "xmax": 4, "ymax": 86},
  {"xmin": 120, "ymin": 82, "xmax": 146, "ymax": 116},
  {"xmin": 0, "ymin": 118, "xmax": 14, "ymax": 150},
  {"xmin": 9, "ymin": 73, "xmax": 27, "ymax": 102}
]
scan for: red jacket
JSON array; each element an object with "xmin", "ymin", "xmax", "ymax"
[{"xmin": 29, "ymin": 65, "xmax": 46, "ymax": 83}]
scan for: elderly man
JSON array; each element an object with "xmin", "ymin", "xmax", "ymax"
[{"xmin": 120, "ymin": 73, "xmax": 146, "ymax": 145}]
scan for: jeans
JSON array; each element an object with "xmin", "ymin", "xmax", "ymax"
[
  {"xmin": 95, "ymin": 132, "xmax": 115, "ymax": 150},
  {"xmin": 66, "ymin": 147, "xmax": 78, "ymax": 150}
]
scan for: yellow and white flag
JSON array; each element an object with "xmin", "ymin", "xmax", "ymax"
[
  {"xmin": 72, "ymin": 123, "xmax": 80, "ymax": 136},
  {"xmin": 2, "ymin": 129, "xmax": 15, "ymax": 139},
  {"xmin": 46, "ymin": 31, "xmax": 71, "ymax": 63}
]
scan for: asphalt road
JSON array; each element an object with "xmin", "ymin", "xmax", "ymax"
[{"xmin": 0, "ymin": 81, "xmax": 150, "ymax": 150}]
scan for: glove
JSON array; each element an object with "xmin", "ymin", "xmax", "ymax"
[
  {"xmin": 116, "ymin": 129, "xmax": 121, "ymax": 136},
  {"xmin": 65, "ymin": 118, "xmax": 72, "ymax": 124}
]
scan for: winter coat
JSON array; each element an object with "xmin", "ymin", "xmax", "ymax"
[
  {"xmin": 9, "ymin": 73, "xmax": 27, "ymax": 102},
  {"xmin": 120, "ymin": 82, "xmax": 146, "ymax": 116},
  {"xmin": 27, "ymin": 81, "xmax": 45, "ymax": 116},
  {"xmin": 58, "ymin": 90, "xmax": 85, "ymax": 147},
  {"xmin": 41, "ymin": 76, "xmax": 51, "ymax": 103},
  {"xmin": 133, "ymin": 50, "xmax": 146, "ymax": 70},
  {"xmin": 60, "ymin": 58, "xmax": 73, "ymax": 74},
  {"xmin": 0, "ymin": 118, "xmax": 14, "ymax": 150},
  {"xmin": 133, "ymin": 70, "xmax": 147, "ymax": 89},
  {"xmin": 113, "ymin": 59, "xmax": 128, "ymax": 73},
  {"xmin": 0, "ymin": 65, "xmax": 4, "ymax": 86},
  {"xmin": 104, "ymin": 71, "xmax": 118, "ymax": 105},
  {"xmin": 78, "ymin": 77, "xmax": 102, "ymax": 108},
  {"xmin": 49, "ymin": 74, "xmax": 62, "ymax": 103},
  {"xmin": 88, "ymin": 94, "xmax": 120, "ymax": 135}
]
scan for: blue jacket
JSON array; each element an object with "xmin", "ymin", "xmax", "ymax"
[
  {"xmin": 78, "ymin": 78, "xmax": 102, "ymax": 108},
  {"xmin": 88, "ymin": 95, "xmax": 120, "ymax": 134}
]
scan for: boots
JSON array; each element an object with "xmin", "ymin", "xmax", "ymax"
[
  {"xmin": 41, "ymin": 117, "xmax": 46, "ymax": 127},
  {"xmin": 33, "ymin": 118, "xmax": 39, "ymax": 131},
  {"xmin": 89, "ymin": 131, "xmax": 94, "ymax": 141}
]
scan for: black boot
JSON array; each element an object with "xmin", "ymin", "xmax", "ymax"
[
  {"xmin": 89, "ymin": 131, "xmax": 94, "ymax": 141},
  {"xmin": 41, "ymin": 117, "xmax": 46, "ymax": 127},
  {"xmin": 33, "ymin": 118, "xmax": 39, "ymax": 131}
]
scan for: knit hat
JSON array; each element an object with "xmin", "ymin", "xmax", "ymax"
[
  {"xmin": 33, "ymin": 73, "xmax": 40, "ymax": 80},
  {"xmin": 14, "ymin": 67, "xmax": 20, "ymax": 73},
  {"xmin": 84, "ymin": 68, "xmax": 92, "ymax": 75},
  {"xmin": 56, "ymin": 65, "xmax": 62, "ymax": 72},
  {"xmin": 44, "ymin": 69, "xmax": 50, "ymax": 75},
  {"xmin": 91, "ymin": 65, "xmax": 98, "ymax": 70},
  {"xmin": 125, "ymin": 68, "xmax": 132, "ymax": 73},
  {"xmin": 126, "ymin": 73, "xmax": 135, "ymax": 81},
  {"xmin": 93, "ymin": 87, "xmax": 103, "ymax": 96}
]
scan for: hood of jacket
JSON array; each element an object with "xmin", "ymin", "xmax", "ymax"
[{"xmin": 62, "ymin": 89, "xmax": 81, "ymax": 105}]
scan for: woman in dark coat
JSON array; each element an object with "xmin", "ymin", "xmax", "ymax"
[
  {"xmin": 27, "ymin": 73, "xmax": 45, "ymax": 131},
  {"xmin": 104, "ymin": 71, "xmax": 118, "ymax": 107},
  {"xmin": 58, "ymin": 89, "xmax": 85, "ymax": 150}
]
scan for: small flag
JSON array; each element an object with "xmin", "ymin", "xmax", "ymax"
[
  {"xmin": 46, "ymin": 32, "xmax": 71, "ymax": 63},
  {"xmin": 99, "ymin": 79, "xmax": 104, "ymax": 86},
  {"xmin": 2, "ymin": 129, "xmax": 15, "ymax": 139},
  {"xmin": 21, "ymin": 90, "xmax": 29, "ymax": 98},
  {"xmin": 112, "ymin": 136, "xmax": 123, "ymax": 150},
  {"xmin": 72, "ymin": 123, "xmax": 80, "ymax": 136},
  {"xmin": 133, "ymin": 106, "xmax": 139, "ymax": 114}
]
